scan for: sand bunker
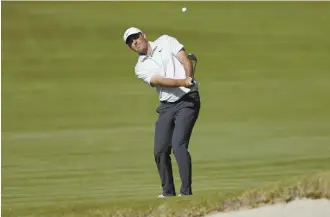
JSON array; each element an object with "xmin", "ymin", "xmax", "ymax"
[{"xmin": 206, "ymin": 198, "xmax": 330, "ymax": 217}]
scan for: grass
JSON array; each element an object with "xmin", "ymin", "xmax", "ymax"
[
  {"xmin": 2, "ymin": 1, "xmax": 330, "ymax": 217},
  {"xmin": 3, "ymin": 171, "xmax": 330, "ymax": 217}
]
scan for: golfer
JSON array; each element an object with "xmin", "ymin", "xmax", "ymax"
[{"xmin": 123, "ymin": 27, "xmax": 201, "ymax": 197}]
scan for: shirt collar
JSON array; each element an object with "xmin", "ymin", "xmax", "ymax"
[{"xmin": 139, "ymin": 41, "xmax": 159, "ymax": 62}]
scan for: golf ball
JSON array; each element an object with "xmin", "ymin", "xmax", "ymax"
[{"xmin": 182, "ymin": 7, "xmax": 187, "ymax": 12}]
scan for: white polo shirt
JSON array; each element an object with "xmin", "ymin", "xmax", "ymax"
[{"xmin": 134, "ymin": 35, "xmax": 199, "ymax": 102}]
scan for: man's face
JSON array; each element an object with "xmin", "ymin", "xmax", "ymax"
[{"xmin": 126, "ymin": 33, "xmax": 148, "ymax": 54}]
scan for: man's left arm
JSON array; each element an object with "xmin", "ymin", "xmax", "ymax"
[
  {"xmin": 176, "ymin": 48, "xmax": 193, "ymax": 78},
  {"xmin": 167, "ymin": 35, "xmax": 194, "ymax": 78}
]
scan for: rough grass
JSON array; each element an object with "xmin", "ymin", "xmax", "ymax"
[
  {"xmin": 212, "ymin": 171, "xmax": 330, "ymax": 213},
  {"xmin": 5, "ymin": 171, "xmax": 328, "ymax": 217},
  {"xmin": 117, "ymin": 171, "xmax": 330, "ymax": 217}
]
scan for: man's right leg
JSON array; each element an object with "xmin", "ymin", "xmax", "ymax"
[{"xmin": 154, "ymin": 103, "xmax": 175, "ymax": 196}]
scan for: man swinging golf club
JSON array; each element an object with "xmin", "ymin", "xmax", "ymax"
[{"xmin": 123, "ymin": 27, "xmax": 201, "ymax": 197}]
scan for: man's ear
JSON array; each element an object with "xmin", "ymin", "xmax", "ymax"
[{"xmin": 142, "ymin": 33, "xmax": 147, "ymax": 40}]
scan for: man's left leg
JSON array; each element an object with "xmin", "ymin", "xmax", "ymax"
[{"xmin": 171, "ymin": 92, "xmax": 201, "ymax": 195}]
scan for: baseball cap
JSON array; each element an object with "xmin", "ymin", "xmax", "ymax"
[{"xmin": 123, "ymin": 27, "xmax": 142, "ymax": 43}]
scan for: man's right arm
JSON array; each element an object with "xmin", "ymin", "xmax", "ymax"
[
  {"xmin": 150, "ymin": 75, "xmax": 193, "ymax": 88},
  {"xmin": 135, "ymin": 65, "xmax": 193, "ymax": 88}
]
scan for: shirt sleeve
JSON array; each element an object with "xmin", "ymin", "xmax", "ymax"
[
  {"xmin": 135, "ymin": 65, "xmax": 153, "ymax": 86},
  {"xmin": 167, "ymin": 35, "xmax": 184, "ymax": 55}
]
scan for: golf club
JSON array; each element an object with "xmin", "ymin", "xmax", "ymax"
[{"xmin": 188, "ymin": 52, "xmax": 197, "ymax": 83}]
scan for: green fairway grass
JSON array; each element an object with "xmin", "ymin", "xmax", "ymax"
[{"xmin": 2, "ymin": 1, "xmax": 330, "ymax": 216}]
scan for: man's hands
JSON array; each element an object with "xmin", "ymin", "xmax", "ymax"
[
  {"xmin": 150, "ymin": 75, "xmax": 194, "ymax": 88},
  {"xmin": 183, "ymin": 77, "xmax": 194, "ymax": 87}
]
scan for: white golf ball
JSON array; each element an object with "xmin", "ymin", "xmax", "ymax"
[{"xmin": 182, "ymin": 7, "xmax": 187, "ymax": 12}]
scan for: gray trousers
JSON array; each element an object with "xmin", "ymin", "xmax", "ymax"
[{"xmin": 154, "ymin": 91, "xmax": 201, "ymax": 196}]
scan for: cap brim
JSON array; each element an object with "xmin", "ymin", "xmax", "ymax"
[{"xmin": 125, "ymin": 32, "xmax": 141, "ymax": 44}]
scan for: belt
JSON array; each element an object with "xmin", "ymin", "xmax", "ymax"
[{"xmin": 160, "ymin": 91, "xmax": 199, "ymax": 104}]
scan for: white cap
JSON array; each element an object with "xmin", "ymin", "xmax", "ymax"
[{"xmin": 123, "ymin": 27, "xmax": 142, "ymax": 43}]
